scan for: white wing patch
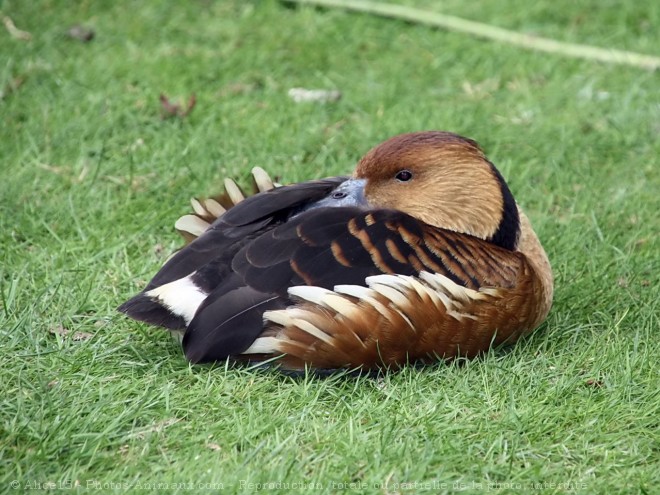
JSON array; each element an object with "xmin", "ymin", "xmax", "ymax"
[{"xmin": 146, "ymin": 274, "xmax": 208, "ymax": 325}]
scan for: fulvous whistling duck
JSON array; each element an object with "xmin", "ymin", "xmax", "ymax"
[{"xmin": 119, "ymin": 131, "xmax": 553, "ymax": 371}]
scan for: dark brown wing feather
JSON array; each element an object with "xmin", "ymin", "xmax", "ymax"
[
  {"xmin": 118, "ymin": 177, "xmax": 348, "ymax": 330},
  {"xmin": 183, "ymin": 207, "xmax": 525, "ymax": 363},
  {"xmin": 232, "ymin": 207, "xmax": 519, "ymax": 292},
  {"xmin": 183, "ymin": 276, "xmax": 285, "ymax": 363},
  {"xmin": 147, "ymin": 176, "xmax": 349, "ymax": 290}
]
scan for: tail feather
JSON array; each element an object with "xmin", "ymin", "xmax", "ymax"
[
  {"xmin": 183, "ymin": 281, "xmax": 285, "ymax": 363},
  {"xmin": 117, "ymin": 293, "xmax": 187, "ymax": 331},
  {"xmin": 176, "ymin": 167, "xmax": 280, "ymax": 244}
]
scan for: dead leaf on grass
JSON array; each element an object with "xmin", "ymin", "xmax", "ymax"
[
  {"xmin": 48, "ymin": 324, "xmax": 93, "ymax": 341},
  {"xmin": 72, "ymin": 331, "xmax": 93, "ymax": 341},
  {"xmin": 67, "ymin": 25, "xmax": 95, "ymax": 42},
  {"xmin": 160, "ymin": 93, "xmax": 196, "ymax": 119}
]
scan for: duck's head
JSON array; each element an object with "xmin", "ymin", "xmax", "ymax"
[{"xmin": 330, "ymin": 131, "xmax": 521, "ymax": 250}]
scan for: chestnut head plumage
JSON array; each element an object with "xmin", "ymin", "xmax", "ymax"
[{"xmin": 321, "ymin": 131, "xmax": 520, "ymax": 250}]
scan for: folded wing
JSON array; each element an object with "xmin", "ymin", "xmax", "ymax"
[
  {"xmin": 117, "ymin": 177, "xmax": 348, "ymax": 330},
  {"xmin": 181, "ymin": 207, "xmax": 531, "ymax": 365}
]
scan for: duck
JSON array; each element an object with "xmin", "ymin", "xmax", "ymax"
[{"xmin": 119, "ymin": 131, "xmax": 553, "ymax": 371}]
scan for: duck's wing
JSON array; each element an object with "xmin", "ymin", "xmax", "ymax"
[
  {"xmin": 151, "ymin": 176, "xmax": 350, "ymax": 289},
  {"xmin": 118, "ymin": 176, "xmax": 348, "ymax": 330},
  {"xmin": 182, "ymin": 207, "xmax": 532, "ymax": 365},
  {"xmin": 236, "ymin": 208, "xmax": 544, "ymax": 370}
]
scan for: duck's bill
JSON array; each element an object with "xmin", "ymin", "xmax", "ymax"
[{"xmin": 307, "ymin": 178, "xmax": 368, "ymax": 210}]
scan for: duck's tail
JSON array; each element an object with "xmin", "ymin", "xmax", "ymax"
[{"xmin": 175, "ymin": 167, "xmax": 280, "ymax": 243}]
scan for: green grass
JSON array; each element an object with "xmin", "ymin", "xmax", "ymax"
[{"xmin": 1, "ymin": 0, "xmax": 658, "ymax": 493}]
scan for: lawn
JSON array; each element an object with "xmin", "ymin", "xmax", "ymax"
[{"xmin": 1, "ymin": 0, "xmax": 658, "ymax": 493}]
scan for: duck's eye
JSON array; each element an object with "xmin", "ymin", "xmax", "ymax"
[
  {"xmin": 332, "ymin": 191, "xmax": 347, "ymax": 199},
  {"xmin": 395, "ymin": 170, "xmax": 413, "ymax": 182}
]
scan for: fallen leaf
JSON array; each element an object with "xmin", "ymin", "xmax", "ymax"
[
  {"xmin": 206, "ymin": 443, "xmax": 222, "ymax": 451},
  {"xmin": 48, "ymin": 325, "xmax": 93, "ymax": 341},
  {"xmin": 72, "ymin": 331, "xmax": 93, "ymax": 341},
  {"xmin": 49, "ymin": 325, "xmax": 69, "ymax": 337},
  {"xmin": 67, "ymin": 25, "xmax": 95, "ymax": 42},
  {"xmin": 160, "ymin": 93, "xmax": 196, "ymax": 119}
]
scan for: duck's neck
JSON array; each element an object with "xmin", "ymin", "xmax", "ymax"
[{"xmin": 516, "ymin": 207, "xmax": 554, "ymax": 326}]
